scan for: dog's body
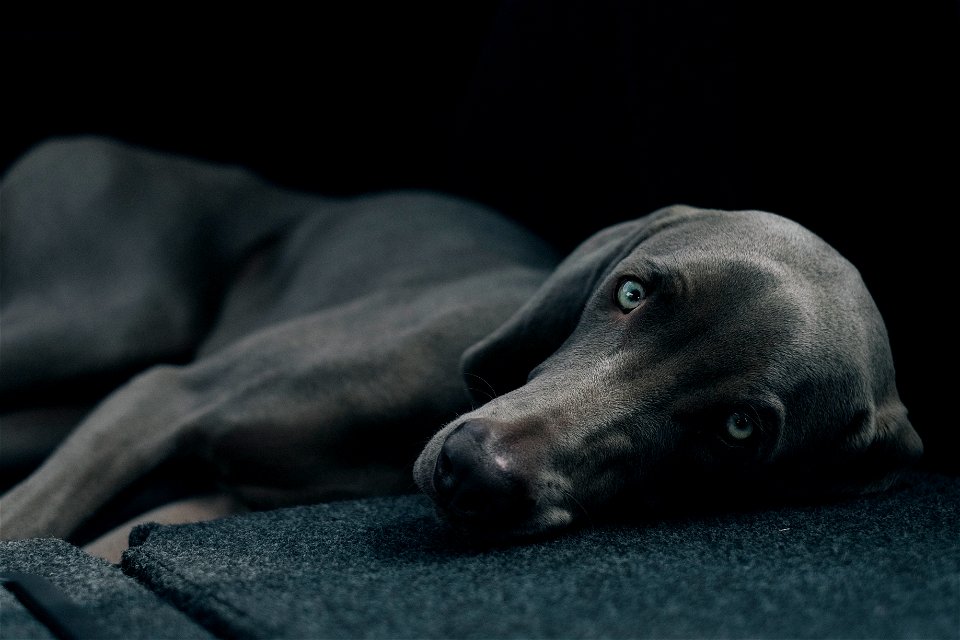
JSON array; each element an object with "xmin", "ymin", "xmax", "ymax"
[{"xmin": 0, "ymin": 138, "xmax": 922, "ymax": 546}]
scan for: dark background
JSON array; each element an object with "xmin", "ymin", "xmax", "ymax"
[{"xmin": 2, "ymin": 1, "xmax": 956, "ymax": 470}]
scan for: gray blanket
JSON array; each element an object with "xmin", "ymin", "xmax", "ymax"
[
  {"xmin": 2, "ymin": 471, "xmax": 956, "ymax": 638},
  {"xmin": 116, "ymin": 471, "xmax": 958, "ymax": 639}
]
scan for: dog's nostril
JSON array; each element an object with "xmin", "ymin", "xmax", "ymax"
[{"xmin": 432, "ymin": 420, "xmax": 533, "ymax": 525}]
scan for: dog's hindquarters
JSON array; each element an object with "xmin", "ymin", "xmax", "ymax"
[
  {"xmin": 0, "ymin": 137, "xmax": 313, "ymax": 399},
  {"xmin": 1, "ymin": 139, "xmax": 559, "ymax": 541}
]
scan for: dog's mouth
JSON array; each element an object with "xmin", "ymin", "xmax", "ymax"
[
  {"xmin": 433, "ymin": 502, "xmax": 577, "ymax": 544},
  {"xmin": 427, "ymin": 474, "xmax": 579, "ymax": 542}
]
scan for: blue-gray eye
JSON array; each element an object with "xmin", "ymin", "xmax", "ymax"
[
  {"xmin": 616, "ymin": 279, "xmax": 646, "ymax": 311},
  {"xmin": 725, "ymin": 412, "xmax": 754, "ymax": 440}
]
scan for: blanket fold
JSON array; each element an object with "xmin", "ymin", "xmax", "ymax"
[{"xmin": 0, "ymin": 538, "xmax": 212, "ymax": 639}]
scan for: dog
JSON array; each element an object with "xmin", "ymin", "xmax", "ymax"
[{"xmin": 0, "ymin": 138, "xmax": 922, "ymax": 552}]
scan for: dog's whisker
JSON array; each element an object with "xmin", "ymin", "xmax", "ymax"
[
  {"xmin": 463, "ymin": 373, "xmax": 498, "ymax": 404},
  {"xmin": 560, "ymin": 488, "xmax": 592, "ymax": 524}
]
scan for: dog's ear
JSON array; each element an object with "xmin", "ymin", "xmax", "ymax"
[
  {"xmin": 764, "ymin": 394, "xmax": 923, "ymax": 501},
  {"xmin": 841, "ymin": 396, "xmax": 923, "ymax": 493},
  {"xmin": 461, "ymin": 205, "xmax": 699, "ymax": 403}
]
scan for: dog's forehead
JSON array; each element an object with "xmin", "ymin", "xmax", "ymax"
[
  {"xmin": 639, "ymin": 209, "xmax": 845, "ymax": 274},
  {"xmin": 627, "ymin": 209, "xmax": 873, "ymax": 318},
  {"xmin": 609, "ymin": 208, "xmax": 889, "ymax": 398}
]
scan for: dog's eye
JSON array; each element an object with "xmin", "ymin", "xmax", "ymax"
[
  {"xmin": 725, "ymin": 412, "xmax": 755, "ymax": 441},
  {"xmin": 616, "ymin": 279, "xmax": 646, "ymax": 312}
]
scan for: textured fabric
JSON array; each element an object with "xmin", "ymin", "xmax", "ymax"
[
  {"xmin": 0, "ymin": 586, "xmax": 52, "ymax": 640},
  {"xmin": 0, "ymin": 538, "xmax": 212, "ymax": 639},
  {"xmin": 122, "ymin": 471, "xmax": 959, "ymax": 639}
]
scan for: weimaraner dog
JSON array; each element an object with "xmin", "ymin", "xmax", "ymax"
[{"xmin": 1, "ymin": 138, "xmax": 922, "ymax": 551}]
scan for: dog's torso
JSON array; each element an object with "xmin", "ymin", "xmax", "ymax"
[{"xmin": 188, "ymin": 194, "xmax": 559, "ymax": 506}]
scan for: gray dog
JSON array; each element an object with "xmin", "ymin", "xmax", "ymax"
[{"xmin": 0, "ymin": 138, "xmax": 922, "ymax": 550}]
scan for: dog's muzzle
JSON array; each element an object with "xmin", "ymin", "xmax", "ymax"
[{"xmin": 431, "ymin": 419, "xmax": 536, "ymax": 528}]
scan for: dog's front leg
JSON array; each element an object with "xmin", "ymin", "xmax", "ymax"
[{"xmin": 0, "ymin": 365, "xmax": 205, "ymax": 540}]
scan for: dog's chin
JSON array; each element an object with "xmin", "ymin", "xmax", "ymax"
[{"xmin": 431, "ymin": 503, "xmax": 578, "ymax": 545}]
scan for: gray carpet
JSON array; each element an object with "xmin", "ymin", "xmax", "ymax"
[
  {"xmin": 119, "ymin": 471, "xmax": 960, "ymax": 639},
  {"xmin": 0, "ymin": 537, "xmax": 212, "ymax": 639}
]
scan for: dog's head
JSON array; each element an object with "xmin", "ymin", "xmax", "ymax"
[{"xmin": 414, "ymin": 205, "xmax": 921, "ymax": 537}]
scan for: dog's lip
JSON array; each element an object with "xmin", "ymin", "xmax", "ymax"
[{"xmin": 423, "ymin": 452, "xmax": 569, "ymax": 537}]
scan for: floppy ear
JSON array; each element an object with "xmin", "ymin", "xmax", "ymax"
[
  {"xmin": 461, "ymin": 205, "xmax": 699, "ymax": 402},
  {"xmin": 842, "ymin": 397, "xmax": 924, "ymax": 493},
  {"xmin": 765, "ymin": 395, "xmax": 923, "ymax": 501}
]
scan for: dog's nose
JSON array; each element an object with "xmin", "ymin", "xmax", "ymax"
[{"xmin": 433, "ymin": 419, "xmax": 533, "ymax": 525}]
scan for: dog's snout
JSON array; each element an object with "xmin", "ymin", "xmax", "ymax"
[{"xmin": 433, "ymin": 420, "xmax": 533, "ymax": 525}]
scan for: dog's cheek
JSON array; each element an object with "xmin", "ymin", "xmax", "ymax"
[{"xmin": 552, "ymin": 425, "xmax": 658, "ymax": 515}]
